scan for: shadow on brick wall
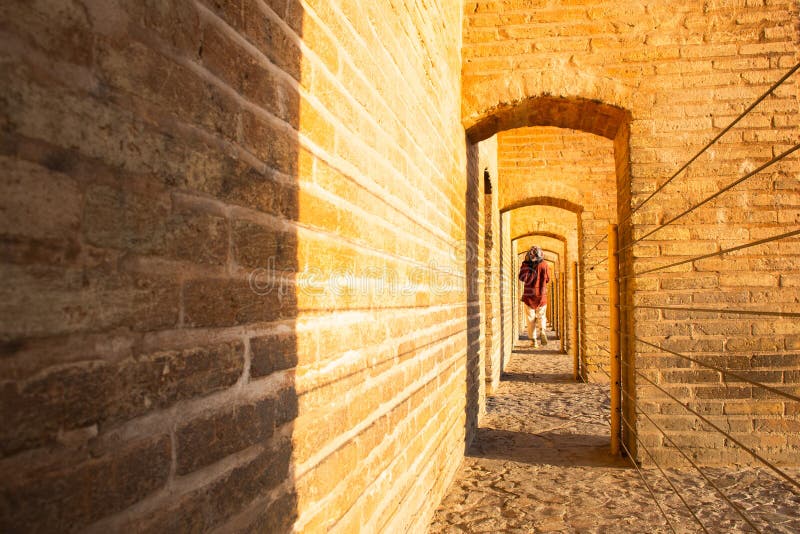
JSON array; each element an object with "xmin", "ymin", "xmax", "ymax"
[{"xmin": 0, "ymin": 0, "xmax": 303, "ymax": 531}]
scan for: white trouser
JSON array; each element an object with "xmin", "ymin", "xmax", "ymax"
[{"xmin": 526, "ymin": 305, "xmax": 547, "ymax": 343}]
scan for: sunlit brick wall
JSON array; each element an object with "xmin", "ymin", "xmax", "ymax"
[
  {"xmin": 464, "ymin": 0, "xmax": 800, "ymax": 466},
  {"xmin": 1, "ymin": 0, "xmax": 472, "ymax": 531}
]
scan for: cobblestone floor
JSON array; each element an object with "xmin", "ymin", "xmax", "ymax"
[{"xmin": 428, "ymin": 335, "xmax": 800, "ymax": 533}]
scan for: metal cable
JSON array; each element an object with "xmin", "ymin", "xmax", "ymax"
[
  {"xmin": 586, "ymin": 362, "xmax": 612, "ymax": 381},
  {"xmin": 585, "ymin": 256, "xmax": 610, "ymax": 271},
  {"xmin": 623, "ymin": 61, "xmax": 800, "ymax": 225},
  {"xmin": 618, "ymin": 383, "xmax": 762, "ymax": 532},
  {"xmin": 623, "ymin": 360, "xmax": 800, "ymax": 492},
  {"xmin": 565, "ymin": 347, "xmax": 677, "ymax": 532},
  {"xmin": 590, "ymin": 362, "xmax": 612, "ymax": 382},
  {"xmin": 582, "ymin": 365, "xmax": 614, "ymax": 423},
  {"xmin": 620, "ymin": 143, "xmax": 800, "ymax": 253},
  {"xmin": 583, "ymin": 280, "xmax": 611, "ymax": 290},
  {"xmin": 619, "ymin": 412, "xmax": 710, "ymax": 534},
  {"xmin": 582, "ymin": 234, "xmax": 609, "ymax": 259},
  {"xmin": 620, "ymin": 228, "xmax": 800, "ymax": 279},
  {"xmin": 618, "ymin": 435, "xmax": 679, "ymax": 534},
  {"xmin": 593, "ymin": 364, "xmax": 609, "ymax": 383},
  {"xmin": 578, "ymin": 334, "xmax": 772, "ymax": 529},
  {"xmin": 621, "ymin": 304, "xmax": 800, "ymax": 319},
  {"xmin": 583, "ymin": 319, "xmax": 611, "ymax": 332},
  {"xmin": 633, "ymin": 335, "xmax": 800, "ymax": 403},
  {"xmin": 587, "ymin": 341, "xmax": 611, "ymax": 354},
  {"xmin": 590, "ymin": 364, "xmax": 617, "ymax": 411},
  {"xmin": 582, "ymin": 307, "xmax": 799, "ymax": 519}
]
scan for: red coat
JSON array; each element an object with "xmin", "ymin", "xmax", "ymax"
[{"xmin": 519, "ymin": 260, "xmax": 550, "ymax": 309}]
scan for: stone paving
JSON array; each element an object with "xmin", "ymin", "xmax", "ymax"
[{"xmin": 428, "ymin": 335, "xmax": 800, "ymax": 533}]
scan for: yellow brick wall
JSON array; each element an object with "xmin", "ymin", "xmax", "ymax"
[
  {"xmin": 464, "ymin": 0, "xmax": 800, "ymax": 466},
  {"xmin": 1, "ymin": 0, "xmax": 472, "ymax": 531}
]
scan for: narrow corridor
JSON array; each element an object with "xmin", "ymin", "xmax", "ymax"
[
  {"xmin": 3, "ymin": 2, "xmax": 799, "ymax": 531},
  {"xmin": 428, "ymin": 334, "xmax": 800, "ymax": 533}
]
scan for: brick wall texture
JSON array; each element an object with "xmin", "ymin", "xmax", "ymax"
[
  {"xmin": 464, "ymin": 0, "xmax": 799, "ymax": 466},
  {"xmin": 1, "ymin": 0, "xmax": 799, "ymax": 531},
  {"xmin": 1, "ymin": 0, "xmax": 471, "ymax": 531}
]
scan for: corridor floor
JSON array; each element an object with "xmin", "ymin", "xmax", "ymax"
[{"xmin": 428, "ymin": 336, "xmax": 800, "ymax": 533}]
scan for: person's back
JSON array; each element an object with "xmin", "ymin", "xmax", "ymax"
[
  {"xmin": 518, "ymin": 246, "xmax": 551, "ymax": 347},
  {"xmin": 520, "ymin": 258, "xmax": 550, "ymax": 309}
]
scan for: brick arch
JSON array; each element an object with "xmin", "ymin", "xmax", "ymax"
[
  {"xmin": 515, "ymin": 234, "xmax": 566, "ymax": 263},
  {"xmin": 516, "ymin": 248, "xmax": 560, "ymax": 262},
  {"xmin": 465, "ymin": 94, "xmax": 631, "ymax": 144},
  {"xmin": 497, "ymin": 126, "xmax": 614, "ymax": 215},
  {"xmin": 509, "ymin": 205, "xmax": 579, "ymax": 275},
  {"xmin": 515, "ymin": 236, "xmax": 565, "ymax": 269},
  {"xmin": 502, "ymin": 196, "xmax": 582, "ymax": 215},
  {"xmin": 501, "ymin": 185, "xmax": 584, "ymax": 214},
  {"xmin": 509, "ymin": 205, "xmax": 577, "ymax": 241},
  {"xmin": 515, "ymin": 236, "xmax": 565, "ymax": 254},
  {"xmin": 513, "ymin": 231, "xmax": 567, "ymax": 244},
  {"xmin": 512, "ymin": 220, "xmax": 575, "ymax": 241},
  {"xmin": 542, "ymin": 249, "xmax": 560, "ymax": 262}
]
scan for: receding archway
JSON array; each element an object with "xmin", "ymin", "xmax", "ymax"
[
  {"xmin": 474, "ymin": 93, "xmax": 633, "ymax": 459},
  {"xmin": 515, "ymin": 247, "xmax": 562, "ymax": 345},
  {"xmin": 506, "ymin": 205, "xmax": 578, "ymax": 361},
  {"xmin": 479, "ymin": 96, "xmax": 631, "ymax": 373}
]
